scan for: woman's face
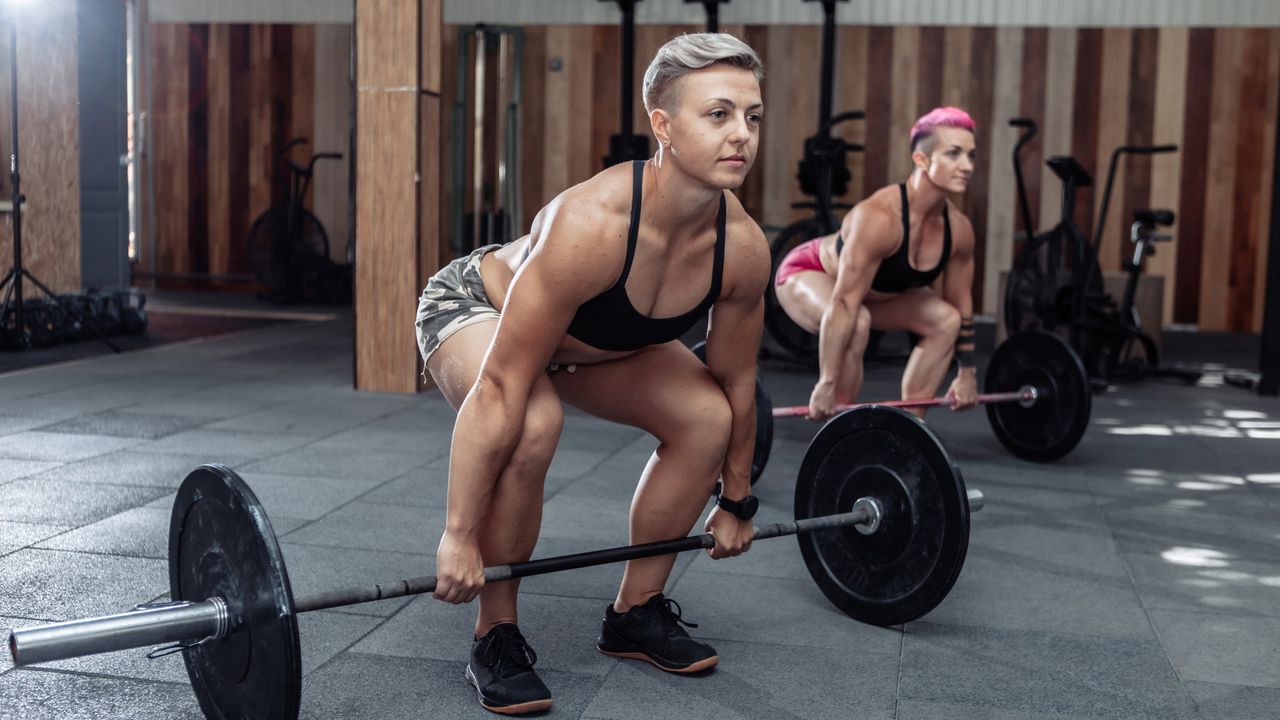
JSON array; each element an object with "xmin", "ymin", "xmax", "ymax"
[
  {"xmin": 915, "ymin": 126, "xmax": 976, "ymax": 194},
  {"xmin": 656, "ymin": 65, "xmax": 762, "ymax": 190}
]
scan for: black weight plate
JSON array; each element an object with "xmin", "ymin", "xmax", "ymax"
[
  {"xmin": 170, "ymin": 465, "xmax": 301, "ymax": 720},
  {"xmin": 794, "ymin": 406, "xmax": 970, "ymax": 626},
  {"xmin": 985, "ymin": 331, "xmax": 1091, "ymax": 462},
  {"xmin": 690, "ymin": 341, "xmax": 771, "ymax": 484}
]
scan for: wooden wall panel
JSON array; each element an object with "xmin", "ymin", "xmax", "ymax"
[
  {"xmin": 1016, "ymin": 28, "xmax": 1048, "ymax": 240},
  {"xmin": 1093, "ymin": 28, "xmax": 1132, "ymax": 275},
  {"xmin": 985, "ymin": 27, "xmax": 1024, "ymax": 313},
  {"xmin": 313, "ymin": 23, "xmax": 353, "ymax": 264},
  {"xmin": 887, "ymin": 27, "xmax": 920, "ymax": 184},
  {"xmin": 1175, "ymin": 29, "xmax": 1214, "ymax": 325},
  {"xmin": 152, "ymin": 24, "xmax": 190, "ymax": 274},
  {"xmin": 1255, "ymin": 34, "xmax": 1280, "ymax": 331},
  {"xmin": 207, "ymin": 25, "xmax": 232, "ymax": 275},
  {"xmin": 431, "ymin": 24, "xmax": 1279, "ymax": 329},
  {"xmin": 187, "ymin": 25, "xmax": 209, "ymax": 274},
  {"xmin": 0, "ymin": 4, "xmax": 81, "ymax": 293},
  {"xmin": 1149, "ymin": 28, "xmax": 1188, "ymax": 325},
  {"xmin": 1226, "ymin": 30, "xmax": 1273, "ymax": 332},
  {"xmin": 1199, "ymin": 29, "xmax": 1244, "ymax": 331}
]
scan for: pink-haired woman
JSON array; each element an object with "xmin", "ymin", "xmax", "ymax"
[{"xmin": 774, "ymin": 107, "xmax": 980, "ymax": 420}]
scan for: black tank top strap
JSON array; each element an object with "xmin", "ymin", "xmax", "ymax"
[
  {"xmin": 618, "ymin": 159, "xmax": 645, "ymax": 281},
  {"xmin": 898, "ymin": 183, "xmax": 911, "ymax": 252}
]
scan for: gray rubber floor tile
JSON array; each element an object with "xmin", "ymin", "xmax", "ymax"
[
  {"xmin": 1147, "ymin": 609, "xmax": 1280, "ymax": 688},
  {"xmin": 968, "ymin": 516, "xmax": 1129, "ymax": 579},
  {"xmin": 282, "ymin": 501, "xmax": 445, "ymax": 555},
  {"xmin": 362, "ymin": 463, "xmax": 448, "ymax": 508},
  {"xmin": 31, "ymin": 451, "xmax": 256, "ymax": 488},
  {"xmin": 239, "ymin": 445, "xmax": 427, "ymax": 483},
  {"xmin": 137, "ymin": 428, "xmax": 314, "ymax": 460},
  {"xmin": 232, "ymin": 471, "xmax": 381, "ymax": 521},
  {"xmin": 36, "ymin": 410, "xmax": 208, "ymax": 440},
  {"xmin": 298, "ymin": 652, "xmax": 603, "ymax": 720},
  {"xmin": 1104, "ymin": 503, "xmax": 1278, "ymax": 563},
  {"xmin": 353, "ymin": 593, "xmax": 617, "ymax": 677},
  {"xmin": 899, "ymin": 622, "xmax": 1199, "ymax": 720},
  {"xmin": 894, "ymin": 701, "xmax": 1102, "ymax": 720},
  {"xmin": 682, "ymin": 499, "xmax": 812, "ymax": 582},
  {"xmin": 0, "ymin": 431, "xmax": 142, "ymax": 463},
  {"xmin": 201, "ymin": 408, "xmax": 375, "ymax": 437},
  {"xmin": 1124, "ymin": 552, "xmax": 1280, "ymax": 619},
  {"xmin": 299, "ymin": 609, "xmax": 385, "ymax": 676},
  {"xmin": 0, "ymin": 416, "xmax": 55, "ymax": 437},
  {"xmin": 35, "ymin": 507, "xmax": 170, "ymax": 558},
  {"xmin": 0, "ymin": 549, "xmax": 167, "ymax": 620},
  {"xmin": 0, "ymin": 669, "xmax": 201, "ymax": 720},
  {"xmin": 924, "ymin": 554, "xmax": 1156, "ymax": 640},
  {"xmin": 582, "ymin": 638, "xmax": 899, "ymax": 720},
  {"xmin": 20, "ymin": 636, "xmax": 190, "ymax": 684},
  {"xmin": 1185, "ymin": 680, "xmax": 1280, "ymax": 720},
  {"xmin": 538, "ymin": 493, "xmax": 640, "ymax": 545},
  {"xmin": 0, "ymin": 479, "xmax": 169, "ymax": 525},
  {"xmin": 310, "ymin": 424, "xmax": 454, "ymax": 456},
  {"xmin": 668, "ymin": 570, "xmax": 903, "ymax": 655},
  {"xmin": 0, "ymin": 521, "xmax": 71, "ymax": 557},
  {"xmin": 278, "ymin": 542, "xmax": 431, "ymax": 617}
]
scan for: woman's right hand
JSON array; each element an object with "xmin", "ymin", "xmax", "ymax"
[
  {"xmin": 808, "ymin": 379, "xmax": 838, "ymax": 421},
  {"xmin": 434, "ymin": 530, "xmax": 485, "ymax": 604}
]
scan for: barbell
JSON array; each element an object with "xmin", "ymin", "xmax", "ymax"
[
  {"xmin": 696, "ymin": 330, "xmax": 1092, "ymax": 484},
  {"xmin": 8, "ymin": 405, "xmax": 983, "ymax": 720}
]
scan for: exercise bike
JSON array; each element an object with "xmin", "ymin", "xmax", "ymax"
[{"xmin": 1004, "ymin": 118, "xmax": 1197, "ymax": 383}]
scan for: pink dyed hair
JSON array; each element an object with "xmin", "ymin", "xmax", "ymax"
[{"xmin": 909, "ymin": 107, "xmax": 976, "ymax": 152}]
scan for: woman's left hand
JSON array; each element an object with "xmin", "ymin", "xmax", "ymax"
[
  {"xmin": 704, "ymin": 506, "xmax": 754, "ymax": 559},
  {"xmin": 946, "ymin": 372, "xmax": 979, "ymax": 411}
]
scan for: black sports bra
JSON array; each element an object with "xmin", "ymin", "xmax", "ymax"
[
  {"xmin": 836, "ymin": 183, "xmax": 951, "ymax": 293},
  {"xmin": 565, "ymin": 161, "xmax": 727, "ymax": 351}
]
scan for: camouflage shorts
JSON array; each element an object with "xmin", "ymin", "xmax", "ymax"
[{"xmin": 415, "ymin": 244, "xmax": 503, "ymax": 365}]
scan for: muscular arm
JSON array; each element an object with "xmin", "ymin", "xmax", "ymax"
[
  {"xmin": 703, "ymin": 219, "xmax": 770, "ymax": 501},
  {"xmin": 438, "ymin": 197, "xmax": 616, "ymax": 599},
  {"xmin": 818, "ymin": 207, "xmax": 897, "ymax": 389},
  {"xmin": 941, "ymin": 211, "xmax": 979, "ymax": 407}
]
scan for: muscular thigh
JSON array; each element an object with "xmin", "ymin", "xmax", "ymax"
[
  {"xmin": 427, "ymin": 319, "xmax": 559, "ymax": 411},
  {"xmin": 549, "ymin": 341, "xmax": 725, "ymax": 440},
  {"xmin": 775, "ymin": 272, "xmax": 834, "ymax": 335},
  {"xmin": 864, "ymin": 287, "xmax": 953, "ymax": 336}
]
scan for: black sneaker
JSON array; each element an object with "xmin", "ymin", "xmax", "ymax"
[
  {"xmin": 465, "ymin": 624, "xmax": 552, "ymax": 715},
  {"xmin": 596, "ymin": 594, "xmax": 719, "ymax": 673}
]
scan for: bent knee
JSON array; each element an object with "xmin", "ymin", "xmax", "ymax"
[
  {"xmin": 667, "ymin": 390, "xmax": 733, "ymax": 459},
  {"xmin": 510, "ymin": 394, "xmax": 563, "ymax": 469},
  {"xmin": 925, "ymin": 303, "xmax": 962, "ymax": 339}
]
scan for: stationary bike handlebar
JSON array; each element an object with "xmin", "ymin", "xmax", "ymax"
[
  {"xmin": 1091, "ymin": 143, "xmax": 1179, "ymax": 260},
  {"xmin": 1009, "ymin": 118, "xmax": 1040, "ymax": 237},
  {"xmin": 276, "ymin": 137, "xmax": 344, "ymax": 179}
]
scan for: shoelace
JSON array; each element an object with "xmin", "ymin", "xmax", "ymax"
[
  {"xmin": 653, "ymin": 596, "xmax": 698, "ymax": 633},
  {"xmin": 480, "ymin": 628, "xmax": 538, "ymax": 674}
]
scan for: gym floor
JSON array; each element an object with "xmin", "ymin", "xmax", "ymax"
[{"xmin": 0, "ymin": 304, "xmax": 1276, "ymax": 720}]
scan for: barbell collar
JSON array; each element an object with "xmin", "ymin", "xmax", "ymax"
[{"xmin": 9, "ymin": 597, "xmax": 228, "ymax": 667}]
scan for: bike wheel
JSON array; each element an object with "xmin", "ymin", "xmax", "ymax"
[
  {"xmin": 764, "ymin": 219, "xmax": 826, "ymax": 359},
  {"xmin": 247, "ymin": 206, "xmax": 331, "ymax": 299},
  {"xmin": 1004, "ymin": 228, "xmax": 1079, "ymax": 337}
]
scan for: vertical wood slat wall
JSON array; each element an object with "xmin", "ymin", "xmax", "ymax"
[
  {"xmin": 142, "ymin": 22, "xmax": 351, "ymax": 284},
  {"xmin": 0, "ymin": 5, "xmax": 82, "ymax": 294},
  {"xmin": 354, "ymin": 0, "xmax": 442, "ymax": 392},
  {"xmin": 447, "ymin": 24, "xmax": 1280, "ymax": 333}
]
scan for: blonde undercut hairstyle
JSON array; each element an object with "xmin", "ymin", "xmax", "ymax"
[{"xmin": 642, "ymin": 33, "xmax": 764, "ymax": 114}]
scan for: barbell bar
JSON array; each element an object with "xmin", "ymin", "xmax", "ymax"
[
  {"xmin": 771, "ymin": 385, "xmax": 1040, "ymax": 418},
  {"xmin": 7, "ymin": 405, "xmax": 983, "ymax": 720},
  {"xmin": 9, "ymin": 487, "xmax": 985, "ymax": 668}
]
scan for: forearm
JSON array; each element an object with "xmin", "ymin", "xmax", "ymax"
[
  {"xmin": 717, "ymin": 377, "xmax": 757, "ymax": 500},
  {"xmin": 444, "ymin": 381, "xmax": 525, "ymax": 537},
  {"xmin": 817, "ymin": 301, "xmax": 858, "ymax": 385}
]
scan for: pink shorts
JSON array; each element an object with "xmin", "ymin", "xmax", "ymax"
[{"xmin": 775, "ymin": 238, "xmax": 827, "ymax": 286}]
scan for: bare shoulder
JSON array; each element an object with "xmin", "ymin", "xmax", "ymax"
[
  {"xmin": 840, "ymin": 191, "xmax": 900, "ymax": 257},
  {"xmin": 721, "ymin": 192, "xmax": 771, "ymax": 298},
  {"xmin": 946, "ymin": 200, "xmax": 976, "ymax": 254},
  {"xmin": 528, "ymin": 165, "xmax": 634, "ymax": 289}
]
